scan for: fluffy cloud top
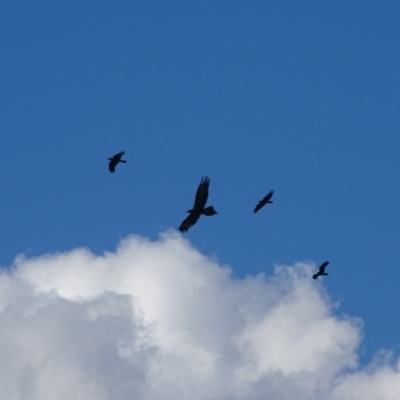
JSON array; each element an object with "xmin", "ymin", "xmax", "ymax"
[{"xmin": 0, "ymin": 232, "xmax": 399, "ymax": 400}]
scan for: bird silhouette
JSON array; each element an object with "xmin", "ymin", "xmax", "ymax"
[
  {"xmin": 254, "ymin": 190, "xmax": 274, "ymax": 213},
  {"xmin": 108, "ymin": 151, "xmax": 127, "ymax": 173},
  {"xmin": 178, "ymin": 176, "xmax": 217, "ymax": 233},
  {"xmin": 313, "ymin": 261, "xmax": 330, "ymax": 279}
]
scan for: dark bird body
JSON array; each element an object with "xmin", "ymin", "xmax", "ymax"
[
  {"xmin": 178, "ymin": 176, "xmax": 217, "ymax": 233},
  {"xmin": 313, "ymin": 261, "xmax": 330, "ymax": 280},
  {"xmin": 108, "ymin": 151, "xmax": 127, "ymax": 173},
  {"xmin": 254, "ymin": 190, "xmax": 274, "ymax": 213}
]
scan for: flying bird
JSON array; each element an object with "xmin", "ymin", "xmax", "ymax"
[
  {"xmin": 108, "ymin": 151, "xmax": 127, "ymax": 173},
  {"xmin": 254, "ymin": 190, "xmax": 274, "ymax": 213},
  {"xmin": 312, "ymin": 261, "xmax": 330, "ymax": 280},
  {"xmin": 178, "ymin": 175, "xmax": 217, "ymax": 233}
]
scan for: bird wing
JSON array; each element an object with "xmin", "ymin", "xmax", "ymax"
[
  {"xmin": 114, "ymin": 151, "xmax": 125, "ymax": 161},
  {"xmin": 264, "ymin": 190, "xmax": 274, "ymax": 202},
  {"xmin": 253, "ymin": 200, "xmax": 265, "ymax": 213},
  {"xmin": 319, "ymin": 261, "xmax": 330, "ymax": 273},
  {"xmin": 178, "ymin": 211, "xmax": 201, "ymax": 233},
  {"xmin": 108, "ymin": 160, "xmax": 116, "ymax": 172},
  {"xmin": 192, "ymin": 176, "xmax": 210, "ymax": 210}
]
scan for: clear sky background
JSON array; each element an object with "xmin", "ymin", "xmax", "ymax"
[{"xmin": 0, "ymin": 0, "xmax": 399, "ymax": 378}]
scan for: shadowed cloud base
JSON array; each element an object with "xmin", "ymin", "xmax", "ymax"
[{"xmin": 0, "ymin": 232, "xmax": 399, "ymax": 400}]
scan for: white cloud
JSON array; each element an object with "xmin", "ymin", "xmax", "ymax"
[{"xmin": 0, "ymin": 231, "xmax": 399, "ymax": 399}]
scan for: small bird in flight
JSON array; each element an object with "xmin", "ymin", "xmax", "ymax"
[
  {"xmin": 313, "ymin": 261, "xmax": 330, "ymax": 280},
  {"xmin": 178, "ymin": 175, "xmax": 217, "ymax": 233},
  {"xmin": 108, "ymin": 151, "xmax": 127, "ymax": 173},
  {"xmin": 254, "ymin": 190, "xmax": 274, "ymax": 213}
]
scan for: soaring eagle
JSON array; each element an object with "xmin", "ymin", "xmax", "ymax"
[
  {"xmin": 254, "ymin": 190, "xmax": 274, "ymax": 213},
  {"xmin": 178, "ymin": 175, "xmax": 217, "ymax": 233},
  {"xmin": 108, "ymin": 151, "xmax": 127, "ymax": 173},
  {"xmin": 313, "ymin": 261, "xmax": 330, "ymax": 280}
]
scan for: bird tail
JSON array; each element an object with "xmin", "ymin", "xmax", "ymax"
[
  {"xmin": 323, "ymin": 273, "xmax": 329, "ymax": 276},
  {"xmin": 119, "ymin": 160, "xmax": 127, "ymax": 163},
  {"xmin": 268, "ymin": 200, "xmax": 273, "ymax": 203},
  {"xmin": 203, "ymin": 206, "xmax": 217, "ymax": 216},
  {"xmin": 312, "ymin": 274, "xmax": 319, "ymax": 280}
]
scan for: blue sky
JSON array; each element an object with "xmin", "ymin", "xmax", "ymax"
[{"xmin": 1, "ymin": 0, "xmax": 399, "ymax": 368}]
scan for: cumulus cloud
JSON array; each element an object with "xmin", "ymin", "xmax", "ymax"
[{"xmin": 0, "ymin": 231, "xmax": 399, "ymax": 399}]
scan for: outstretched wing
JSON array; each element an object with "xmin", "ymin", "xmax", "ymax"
[
  {"xmin": 114, "ymin": 151, "xmax": 125, "ymax": 160},
  {"xmin": 192, "ymin": 176, "xmax": 210, "ymax": 211},
  {"xmin": 253, "ymin": 200, "xmax": 264, "ymax": 213},
  {"xmin": 318, "ymin": 261, "xmax": 329, "ymax": 273},
  {"xmin": 109, "ymin": 161, "xmax": 116, "ymax": 173},
  {"xmin": 178, "ymin": 211, "xmax": 201, "ymax": 233},
  {"xmin": 254, "ymin": 190, "xmax": 274, "ymax": 213}
]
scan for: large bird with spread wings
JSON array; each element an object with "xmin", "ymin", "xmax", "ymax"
[
  {"xmin": 108, "ymin": 151, "xmax": 127, "ymax": 173},
  {"xmin": 313, "ymin": 261, "xmax": 330, "ymax": 280},
  {"xmin": 178, "ymin": 175, "xmax": 217, "ymax": 233},
  {"xmin": 254, "ymin": 190, "xmax": 274, "ymax": 213}
]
